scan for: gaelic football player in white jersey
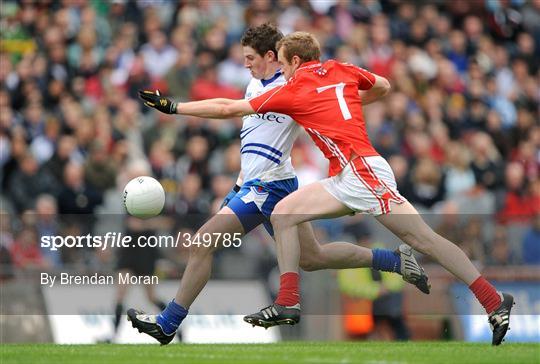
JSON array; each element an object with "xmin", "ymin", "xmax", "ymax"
[{"xmin": 129, "ymin": 24, "xmax": 429, "ymax": 345}]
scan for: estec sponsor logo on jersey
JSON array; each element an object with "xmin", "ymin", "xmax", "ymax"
[{"xmin": 243, "ymin": 112, "xmax": 287, "ymax": 123}]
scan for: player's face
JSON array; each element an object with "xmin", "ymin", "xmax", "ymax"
[
  {"xmin": 243, "ymin": 46, "xmax": 267, "ymax": 79},
  {"xmin": 277, "ymin": 47, "xmax": 298, "ymax": 81}
]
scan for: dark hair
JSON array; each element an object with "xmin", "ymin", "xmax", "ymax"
[{"xmin": 241, "ymin": 23, "xmax": 283, "ymax": 58}]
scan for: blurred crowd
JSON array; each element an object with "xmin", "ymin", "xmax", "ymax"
[{"xmin": 0, "ymin": 0, "xmax": 539, "ymax": 276}]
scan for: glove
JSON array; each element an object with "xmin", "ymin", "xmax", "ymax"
[
  {"xmin": 220, "ymin": 184, "xmax": 241, "ymax": 209},
  {"xmin": 138, "ymin": 90, "xmax": 177, "ymax": 114}
]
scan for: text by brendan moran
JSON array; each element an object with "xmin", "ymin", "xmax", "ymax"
[{"xmin": 40, "ymin": 272, "xmax": 159, "ymax": 287}]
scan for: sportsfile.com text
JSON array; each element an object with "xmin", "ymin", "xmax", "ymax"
[{"xmin": 40, "ymin": 232, "xmax": 243, "ymax": 251}]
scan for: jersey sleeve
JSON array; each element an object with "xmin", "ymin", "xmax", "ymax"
[
  {"xmin": 351, "ymin": 66, "xmax": 376, "ymax": 90},
  {"xmin": 248, "ymin": 84, "xmax": 296, "ymax": 115}
]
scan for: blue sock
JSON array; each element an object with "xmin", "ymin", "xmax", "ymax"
[
  {"xmin": 372, "ymin": 249, "xmax": 401, "ymax": 274},
  {"xmin": 156, "ymin": 300, "xmax": 188, "ymax": 335}
]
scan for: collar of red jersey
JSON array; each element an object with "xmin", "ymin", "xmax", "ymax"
[{"xmin": 297, "ymin": 61, "xmax": 322, "ymax": 71}]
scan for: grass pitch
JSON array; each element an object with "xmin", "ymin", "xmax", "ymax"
[{"xmin": 2, "ymin": 342, "xmax": 539, "ymax": 364}]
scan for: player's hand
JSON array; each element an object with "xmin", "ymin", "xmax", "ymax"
[
  {"xmin": 138, "ymin": 90, "xmax": 177, "ymax": 114},
  {"xmin": 220, "ymin": 185, "xmax": 241, "ymax": 209}
]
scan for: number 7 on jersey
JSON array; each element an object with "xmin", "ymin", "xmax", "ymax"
[{"xmin": 316, "ymin": 82, "xmax": 352, "ymax": 120}]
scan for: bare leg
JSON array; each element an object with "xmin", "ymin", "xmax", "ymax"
[
  {"xmin": 175, "ymin": 207, "xmax": 244, "ymax": 308},
  {"xmin": 113, "ymin": 269, "xmax": 131, "ymax": 333},
  {"xmin": 297, "ymin": 222, "xmax": 373, "ymax": 271},
  {"xmin": 375, "ymin": 201, "xmax": 480, "ymax": 285},
  {"xmin": 115, "ymin": 269, "xmax": 131, "ymax": 303},
  {"xmin": 243, "ymin": 181, "xmax": 379, "ymax": 324},
  {"xmin": 177, "ymin": 188, "xmax": 373, "ymax": 308},
  {"xmin": 271, "ymin": 182, "xmax": 353, "ymax": 274}
]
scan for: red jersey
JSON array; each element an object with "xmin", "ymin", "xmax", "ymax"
[{"xmin": 249, "ymin": 60, "xmax": 379, "ymax": 177}]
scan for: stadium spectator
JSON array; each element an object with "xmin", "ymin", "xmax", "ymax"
[
  {"xmin": 401, "ymin": 157, "xmax": 445, "ymax": 210},
  {"xmin": 522, "ymin": 213, "xmax": 540, "ymax": 265},
  {"xmin": 190, "ymin": 63, "xmax": 244, "ymax": 101},
  {"xmin": 141, "ymin": 29, "xmax": 178, "ymax": 80},
  {"xmin": 84, "ymin": 140, "xmax": 117, "ymax": 192},
  {"xmin": 486, "ymin": 226, "xmax": 519, "ymax": 266},
  {"xmin": 29, "ymin": 116, "xmax": 61, "ymax": 165},
  {"xmin": 443, "ymin": 142, "xmax": 476, "ymax": 200},
  {"xmin": 470, "ymin": 131, "xmax": 504, "ymax": 191},
  {"xmin": 434, "ymin": 201, "xmax": 463, "ymax": 249},
  {"xmin": 7, "ymin": 152, "xmax": 58, "ymax": 213},
  {"xmin": 176, "ymin": 135, "xmax": 212, "ymax": 188},
  {"xmin": 42, "ymin": 135, "xmax": 77, "ymax": 186},
  {"xmin": 461, "ymin": 218, "xmax": 487, "ymax": 265},
  {"xmin": 498, "ymin": 162, "xmax": 539, "ymax": 224},
  {"xmin": 174, "ymin": 172, "xmax": 211, "ymax": 227},
  {"xmin": 9, "ymin": 227, "xmax": 47, "ymax": 270},
  {"xmin": 217, "ymin": 43, "xmax": 252, "ymax": 91},
  {"xmin": 57, "ymin": 162, "xmax": 102, "ymax": 215},
  {"xmin": 337, "ymin": 224, "xmax": 410, "ymax": 341},
  {"xmin": 0, "ymin": 207, "xmax": 15, "ymax": 280},
  {"xmin": 0, "ymin": 0, "xmax": 537, "ymax": 297},
  {"xmin": 165, "ymin": 26, "xmax": 197, "ymax": 100},
  {"xmin": 34, "ymin": 194, "xmax": 62, "ymax": 268}
]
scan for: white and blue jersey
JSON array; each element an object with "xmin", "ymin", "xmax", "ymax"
[
  {"xmin": 240, "ymin": 72, "xmax": 300, "ymax": 182},
  {"xmin": 227, "ymin": 71, "xmax": 301, "ymax": 235}
]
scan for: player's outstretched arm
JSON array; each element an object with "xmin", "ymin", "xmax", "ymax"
[
  {"xmin": 138, "ymin": 90, "xmax": 254, "ymax": 119},
  {"xmin": 177, "ymin": 98, "xmax": 254, "ymax": 119},
  {"xmin": 359, "ymin": 75, "xmax": 391, "ymax": 105}
]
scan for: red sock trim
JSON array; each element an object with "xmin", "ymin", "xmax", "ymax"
[
  {"xmin": 469, "ymin": 276, "xmax": 501, "ymax": 314},
  {"xmin": 275, "ymin": 272, "xmax": 300, "ymax": 306}
]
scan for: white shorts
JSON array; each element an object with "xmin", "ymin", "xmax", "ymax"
[{"xmin": 320, "ymin": 156, "xmax": 405, "ymax": 215}]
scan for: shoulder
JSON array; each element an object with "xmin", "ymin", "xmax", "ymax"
[
  {"xmin": 245, "ymin": 78, "xmax": 260, "ymax": 99},
  {"xmin": 298, "ymin": 60, "xmax": 347, "ymax": 79},
  {"xmin": 318, "ymin": 59, "xmax": 347, "ymax": 71},
  {"xmin": 323, "ymin": 59, "xmax": 339, "ymax": 67},
  {"xmin": 340, "ymin": 62, "xmax": 373, "ymax": 77},
  {"xmin": 327, "ymin": 60, "xmax": 362, "ymax": 73},
  {"xmin": 286, "ymin": 71, "xmax": 308, "ymax": 89}
]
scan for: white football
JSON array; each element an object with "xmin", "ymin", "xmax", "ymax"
[{"xmin": 123, "ymin": 176, "xmax": 165, "ymax": 218}]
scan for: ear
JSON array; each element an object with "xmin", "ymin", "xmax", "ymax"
[
  {"xmin": 265, "ymin": 50, "xmax": 277, "ymax": 62},
  {"xmin": 292, "ymin": 55, "xmax": 302, "ymax": 67}
]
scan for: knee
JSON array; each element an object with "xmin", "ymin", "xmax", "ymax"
[
  {"xmin": 299, "ymin": 246, "xmax": 323, "ymax": 272},
  {"xmin": 299, "ymin": 257, "xmax": 318, "ymax": 272},
  {"xmin": 270, "ymin": 211, "xmax": 288, "ymax": 232},
  {"xmin": 188, "ymin": 227, "xmax": 217, "ymax": 258},
  {"xmin": 271, "ymin": 200, "xmax": 298, "ymax": 229}
]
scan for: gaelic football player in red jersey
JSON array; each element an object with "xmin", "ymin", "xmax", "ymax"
[
  {"xmin": 130, "ymin": 25, "xmax": 429, "ymax": 346},
  {"xmin": 139, "ymin": 31, "xmax": 513, "ymax": 345}
]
